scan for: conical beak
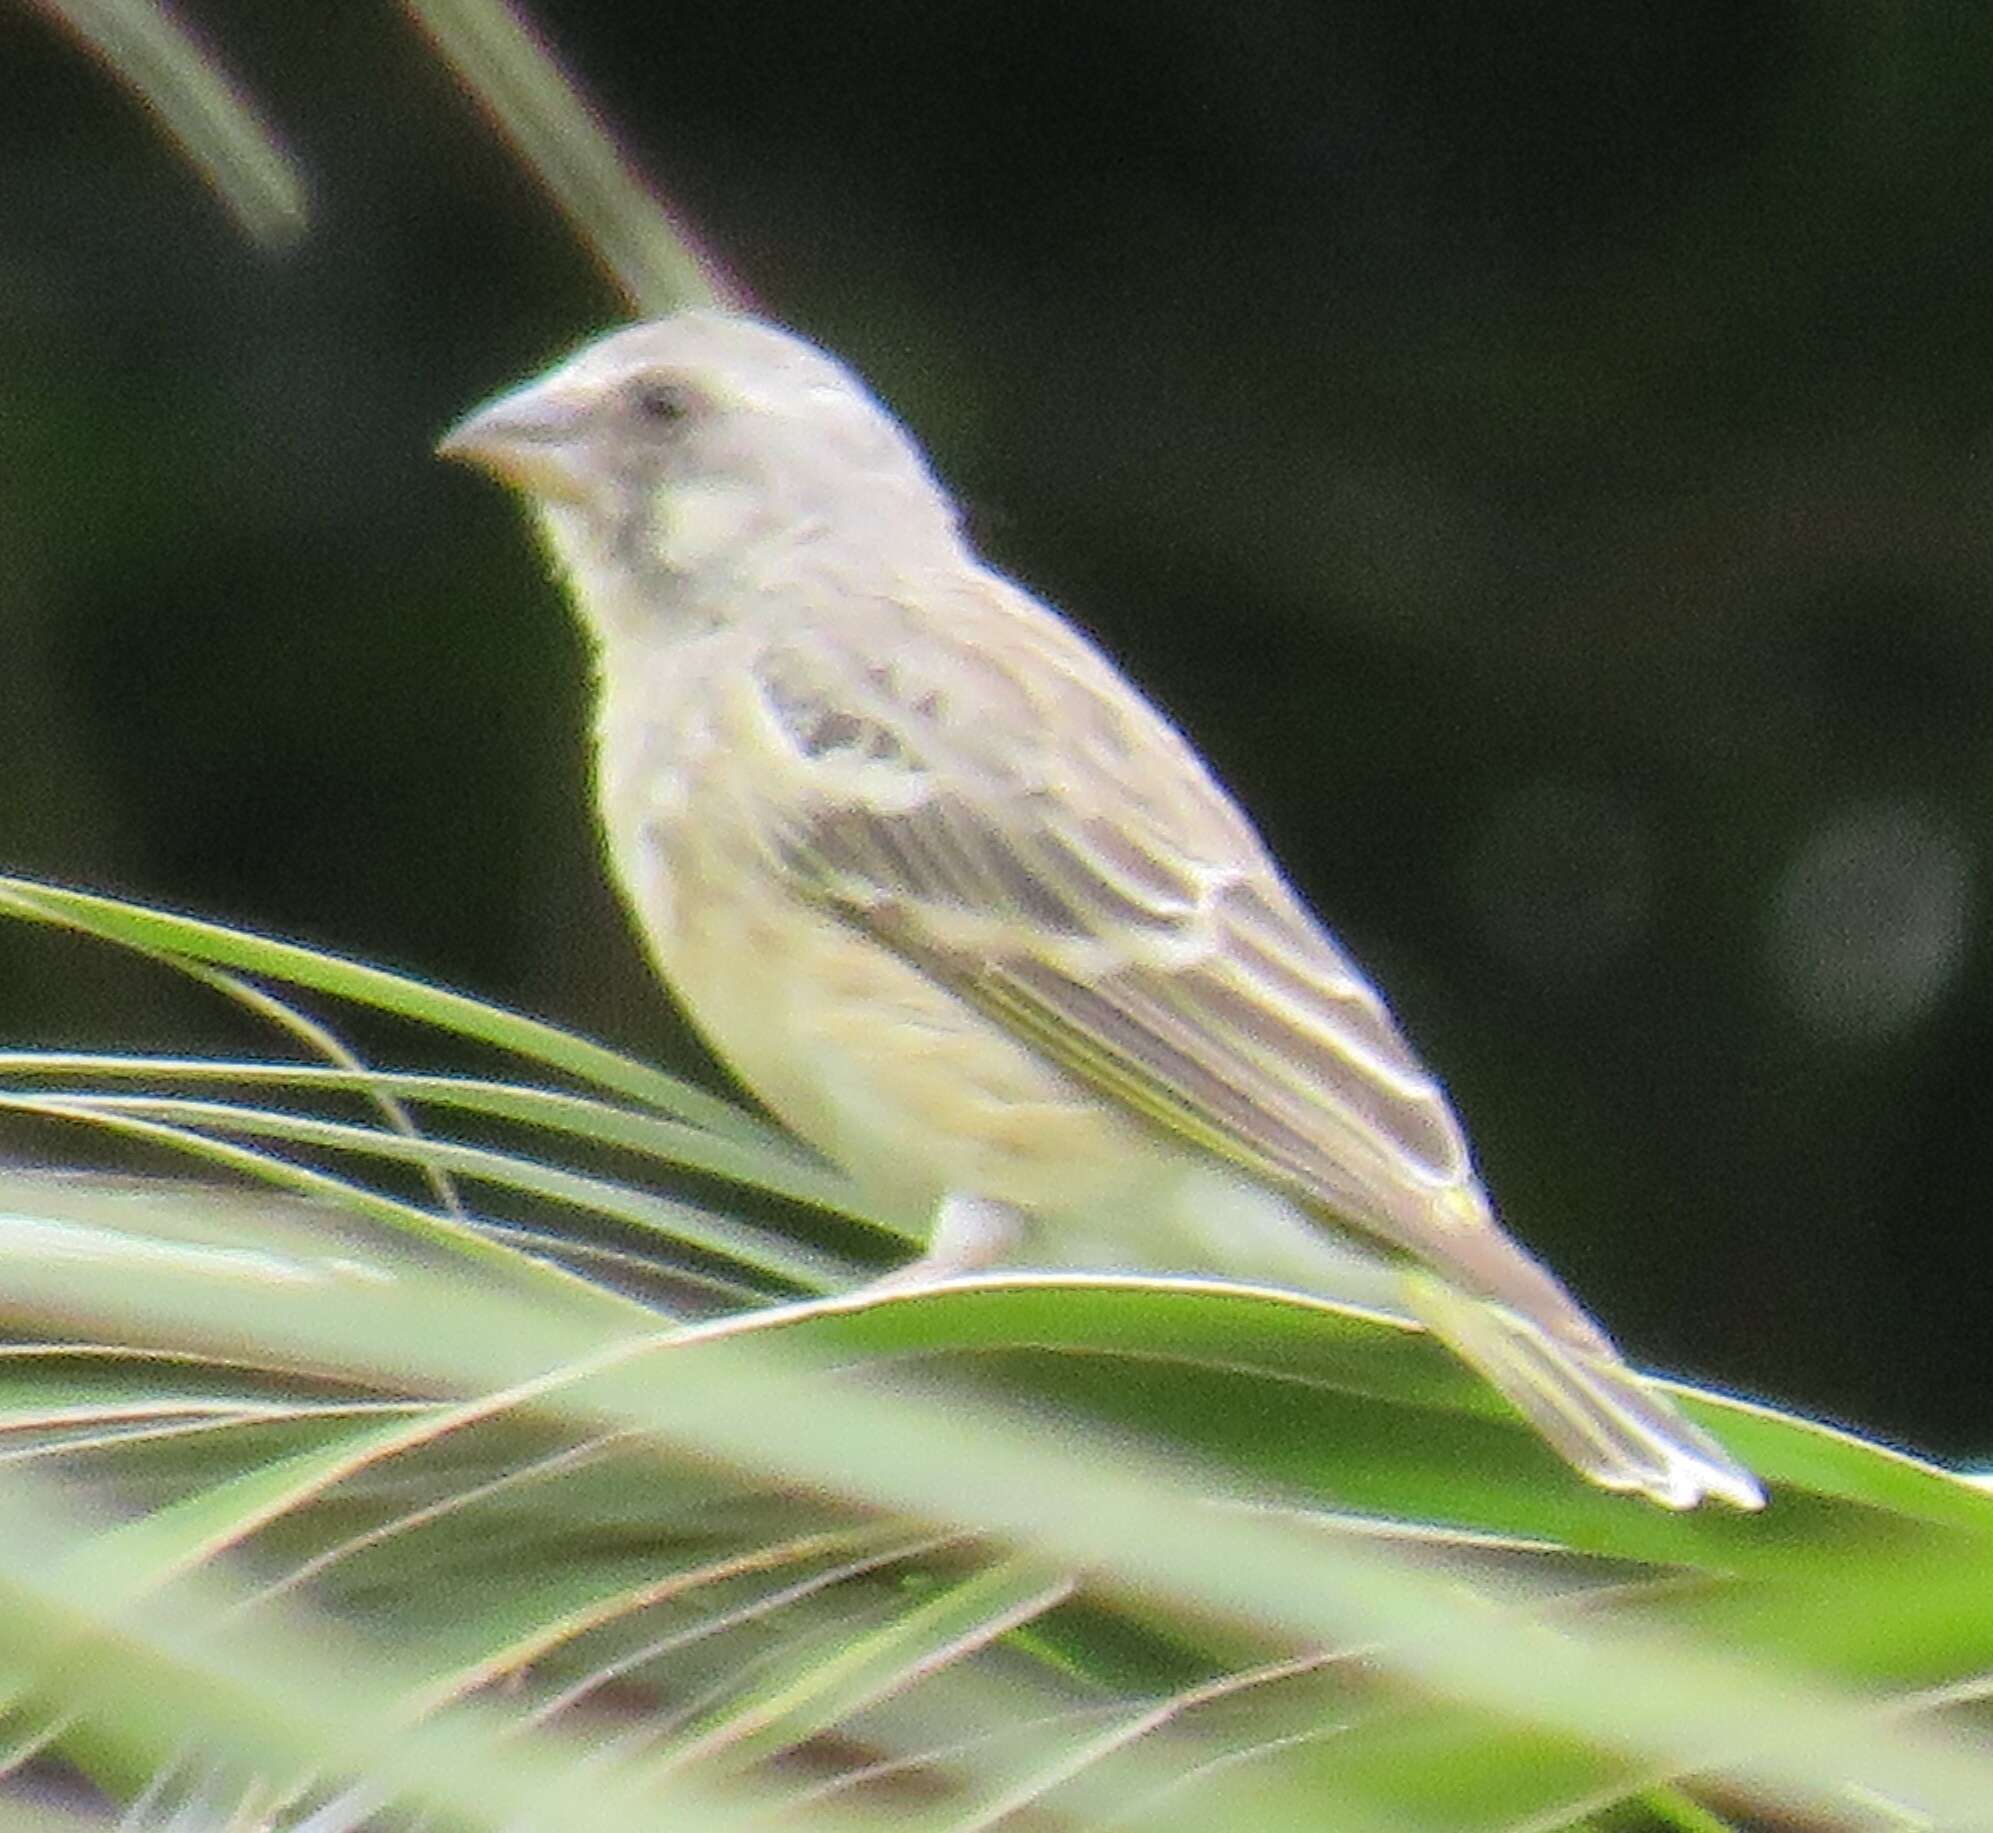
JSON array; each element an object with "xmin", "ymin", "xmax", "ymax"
[{"xmin": 436, "ymin": 383, "xmax": 594, "ymax": 502}]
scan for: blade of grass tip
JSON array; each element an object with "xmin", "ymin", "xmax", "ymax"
[
  {"xmin": 475, "ymin": 1222, "xmax": 777, "ymax": 1308},
  {"xmin": 56, "ymin": 1420, "xmax": 449, "ymax": 1614},
  {"xmin": 4, "ymin": 1414, "xmax": 395, "ymax": 1472},
  {"xmin": 147, "ymin": 957, "xmax": 467, "ymax": 1225},
  {"xmin": 12, "ymin": 1090, "xmax": 848, "ymax": 1290},
  {"xmin": 648, "ymin": 1557, "xmax": 1076, "ymax": 1782},
  {"xmin": 0, "ymin": 1098, "xmax": 657, "ymax": 1328},
  {"xmin": 0, "ymin": 1378, "xmax": 385, "ymax": 1446},
  {"xmin": 0, "ymin": 876, "xmax": 771, "ymax": 1144},
  {"xmin": 517, "ymin": 1530, "xmax": 953, "ymax": 1732},
  {"xmin": 232, "ymin": 1435, "xmax": 627, "ymax": 1617},
  {"xmin": 403, "ymin": 1529, "xmax": 939, "ymax": 1730},
  {"xmin": 26, "ymin": 0, "xmax": 307, "ymax": 248},
  {"xmin": 974, "ymin": 1686, "xmax": 1391, "ymax": 1833},
  {"xmin": 948, "ymin": 1650, "xmax": 1340, "ymax": 1833},
  {"xmin": 0, "ymin": 1054, "xmax": 897, "ymax": 1237},
  {"xmin": 399, "ymin": 0, "xmax": 741, "ymax": 314}
]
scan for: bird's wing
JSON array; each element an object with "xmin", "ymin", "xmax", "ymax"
[
  {"xmin": 731, "ymin": 605, "xmax": 1757, "ymax": 1507},
  {"xmin": 733, "ymin": 598, "xmax": 1495, "ymax": 1266}
]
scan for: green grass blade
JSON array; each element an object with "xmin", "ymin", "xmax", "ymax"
[
  {"xmin": 26, "ymin": 0, "xmax": 306, "ymax": 247},
  {"xmin": 398, "ymin": 0, "xmax": 735, "ymax": 313},
  {"xmin": 0, "ymin": 876, "xmax": 764, "ymax": 1139},
  {"xmin": 3, "ymin": 1089, "xmax": 849, "ymax": 1290},
  {"xmin": 653, "ymin": 1556, "xmax": 1075, "ymax": 1779},
  {"xmin": 0, "ymin": 1052, "xmax": 892, "ymax": 1236}
]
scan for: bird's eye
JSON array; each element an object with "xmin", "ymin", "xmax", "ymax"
[{"xmin": 630, "ymin": 379, "xmax": 694, "ymax": 427}]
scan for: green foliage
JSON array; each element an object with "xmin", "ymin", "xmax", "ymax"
[{"xmin": 4, "ymin": 876, "xmax": 1993, "ymax": 1828}]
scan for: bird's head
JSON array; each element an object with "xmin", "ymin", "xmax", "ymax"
[{"xmin": 439, "ymin": 312, "xmax": 959, "ymax": 598}]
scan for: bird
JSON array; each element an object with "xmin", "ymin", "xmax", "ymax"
[{"xmin": 437, "ymin": 310, "xmax": 1763, "ymax": 1512}]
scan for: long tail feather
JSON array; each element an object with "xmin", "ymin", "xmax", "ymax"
[{"xmin": 1404, "ymin": 1271, "xmax": 1764, "ymax": 1511}]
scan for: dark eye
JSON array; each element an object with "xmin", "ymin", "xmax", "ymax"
[{"xmin": 630, "ymin": 379, "xmax": 694, "ymax": 427}]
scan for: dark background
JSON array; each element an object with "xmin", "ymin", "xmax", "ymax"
[{"xmin": 4, "ymin": 1, "xmax": 1990, "ymax": 1461}]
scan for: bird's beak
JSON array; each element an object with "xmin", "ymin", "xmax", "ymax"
[{"xmin": 437, "ymin": 383, "xmax": 594, "ymax": 502}]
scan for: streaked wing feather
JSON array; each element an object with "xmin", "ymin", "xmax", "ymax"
[{"xmin": 744, "ymin": 632, "xmax": 1479, "ymax": 1263}]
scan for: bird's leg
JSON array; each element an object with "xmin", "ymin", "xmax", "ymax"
[{"xmin": 865, "ymin": 1191, "xmax": 1027, "ymax": 1291}]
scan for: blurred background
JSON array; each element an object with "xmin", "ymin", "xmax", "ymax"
[{"xmin": 4, "ymin": 0, "xmax": 1990, "ymax": 1462}]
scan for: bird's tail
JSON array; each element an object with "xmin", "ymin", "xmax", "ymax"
[{"xmin": 1403, "ymin": 1270, "xmax": 1764, "ymax": 1511}]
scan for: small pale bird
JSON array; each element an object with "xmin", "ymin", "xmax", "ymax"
[{"xmin": 439, "ymin": 311, "xmax": 1762, "ymax": 1511}]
